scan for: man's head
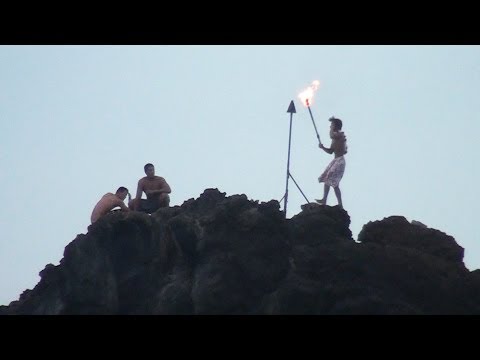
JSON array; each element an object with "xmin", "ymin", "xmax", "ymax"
[
  {"xmin": 329, "ymin": 117, "xmax": 343, "ymax": 131},
  {"xmin": 144, "ymin": 163, "xmax": 155, "ymax": 178},
  {"xmin": 116, "ymin": 186, "xmax": 129, "ymax": 200}
]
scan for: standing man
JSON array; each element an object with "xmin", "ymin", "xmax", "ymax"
[
  {"xmin": 316, "ymin": 117, "xmax": 348, "ymax": 209},
  {"xmin": 129, "ymin": 163, "xmax": 171, "ymax": 214},
  {"xmin": 91, "ymin": 187, "xmax": 130, "ymax": 223}
]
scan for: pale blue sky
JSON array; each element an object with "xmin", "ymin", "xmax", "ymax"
[{"xmin": 1, "ymin": 45, "xmax": 479, "ymax": 305}]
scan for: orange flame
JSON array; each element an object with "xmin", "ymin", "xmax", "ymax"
[{"xmin": 298, "ymin": 80, "xmax": 320, "ymax": 107}]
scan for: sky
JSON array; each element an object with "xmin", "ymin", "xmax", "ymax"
[{"xmin": 1, "ymin": 45, "xmax": 479, "ymax": 306}]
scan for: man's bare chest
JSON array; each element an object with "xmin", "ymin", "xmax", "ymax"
[{"xmin": 143, "ymin": 179, "xmax": 163, "ymax": 190}]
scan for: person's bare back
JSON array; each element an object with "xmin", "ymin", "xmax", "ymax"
[{"xmin": 91, "ymin": 188, "xmax": 129, "ymax": 224}]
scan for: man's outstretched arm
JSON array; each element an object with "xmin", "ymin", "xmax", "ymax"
[{"xmin": 319, "ymin": 142, "xmax": 334, "ymax": 154}]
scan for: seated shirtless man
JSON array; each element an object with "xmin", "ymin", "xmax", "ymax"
[
  {"xmin": 316, "ymin": 117, "xmax": 348, "ymax": 209},
  {"xmin": 129, "ymin": 163, "xmax": 171, "ymax": 214},
  {"xmin": 91, "ymin": 186, "xmax": 130, "ymax": 223}
]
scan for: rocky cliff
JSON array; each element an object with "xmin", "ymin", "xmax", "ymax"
[{"xmin": 2, "ymin": 188, "xmax": 480, "ymax": 315}]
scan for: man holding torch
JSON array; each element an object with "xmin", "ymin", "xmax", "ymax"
[
  {"xmin": 298, "ymin": 80, "xmax": 348, "ymax": 209},
  {"xmin": 316, "ymin": 117, "xmax": 347, "ymax": 209}
]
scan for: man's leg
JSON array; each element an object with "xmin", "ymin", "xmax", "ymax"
[
  {"xmin": 333, "ymin": 186, "xmax": 343, "ymax": 209},
  {"xmin": 130, "ymin": 199, "xmax": 151, "ymax": 213},
  {"xmin": 128, "ymin": 198, "xmax": 138, "ymax": 210},
  {"xmin": 316, "ymin": 184, "xmax": 330, "ymax": 205},
  {"xmin": 157, "ymin": 193, "xmax": 170, "ymax": 208}
]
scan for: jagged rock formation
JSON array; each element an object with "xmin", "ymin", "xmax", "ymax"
[{"xmin": 2, "ymin": 188, "xmax": 480, "ymax": 315}]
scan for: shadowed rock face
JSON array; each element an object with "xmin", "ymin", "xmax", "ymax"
[{"xmin": 2, "ymin": 188, "xmax": 480, "ymax": 315}]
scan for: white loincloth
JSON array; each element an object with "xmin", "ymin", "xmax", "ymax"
[{"xmin": 318, "ymin": 156, "xmax": 346, "ymax": 187}]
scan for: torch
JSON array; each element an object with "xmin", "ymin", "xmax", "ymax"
[
  {"xmin": 298, "ymin": 80, "xmax": 322, "ymax": 146},
  {"xmin": 305, "ymin": 99, "xmax": 321, "ymax": 146}
]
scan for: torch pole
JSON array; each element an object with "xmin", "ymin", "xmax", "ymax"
[
  {"xmin": 284, "ymin": 100, "xmax": 297, "ymax": 217},
  {"xmin": 306, "ymin": 99, "xmax": 321, "ymax": 146}
]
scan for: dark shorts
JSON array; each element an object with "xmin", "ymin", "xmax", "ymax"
[{"xmin": 138, "ymin": 196, "xmax": 170, "ymax": 214}]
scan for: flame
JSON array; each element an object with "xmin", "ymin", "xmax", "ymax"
[{"xmin": 298, "ymin": 80, "xmax": 320, "ymax": 107}]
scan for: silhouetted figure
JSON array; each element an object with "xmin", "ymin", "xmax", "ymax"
[
  {"xmin": 316, "ymin": 117, "xmax": 347, "ymax": 209},
  {"xmin": 91, "ymin": 187, "xmax": 130, "ymax": 223},
  {"xmin": 129, "ymin": 163, "xmax": 171, "ymax": 214}
]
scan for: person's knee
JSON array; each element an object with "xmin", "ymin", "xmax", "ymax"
[
  {"xmin": 158, "ymin": 194, "xmax": 170, "ymax": 207},
  {"xmin": 129, "ymin": 198, "xmax": 139, "ymax": 210}
]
